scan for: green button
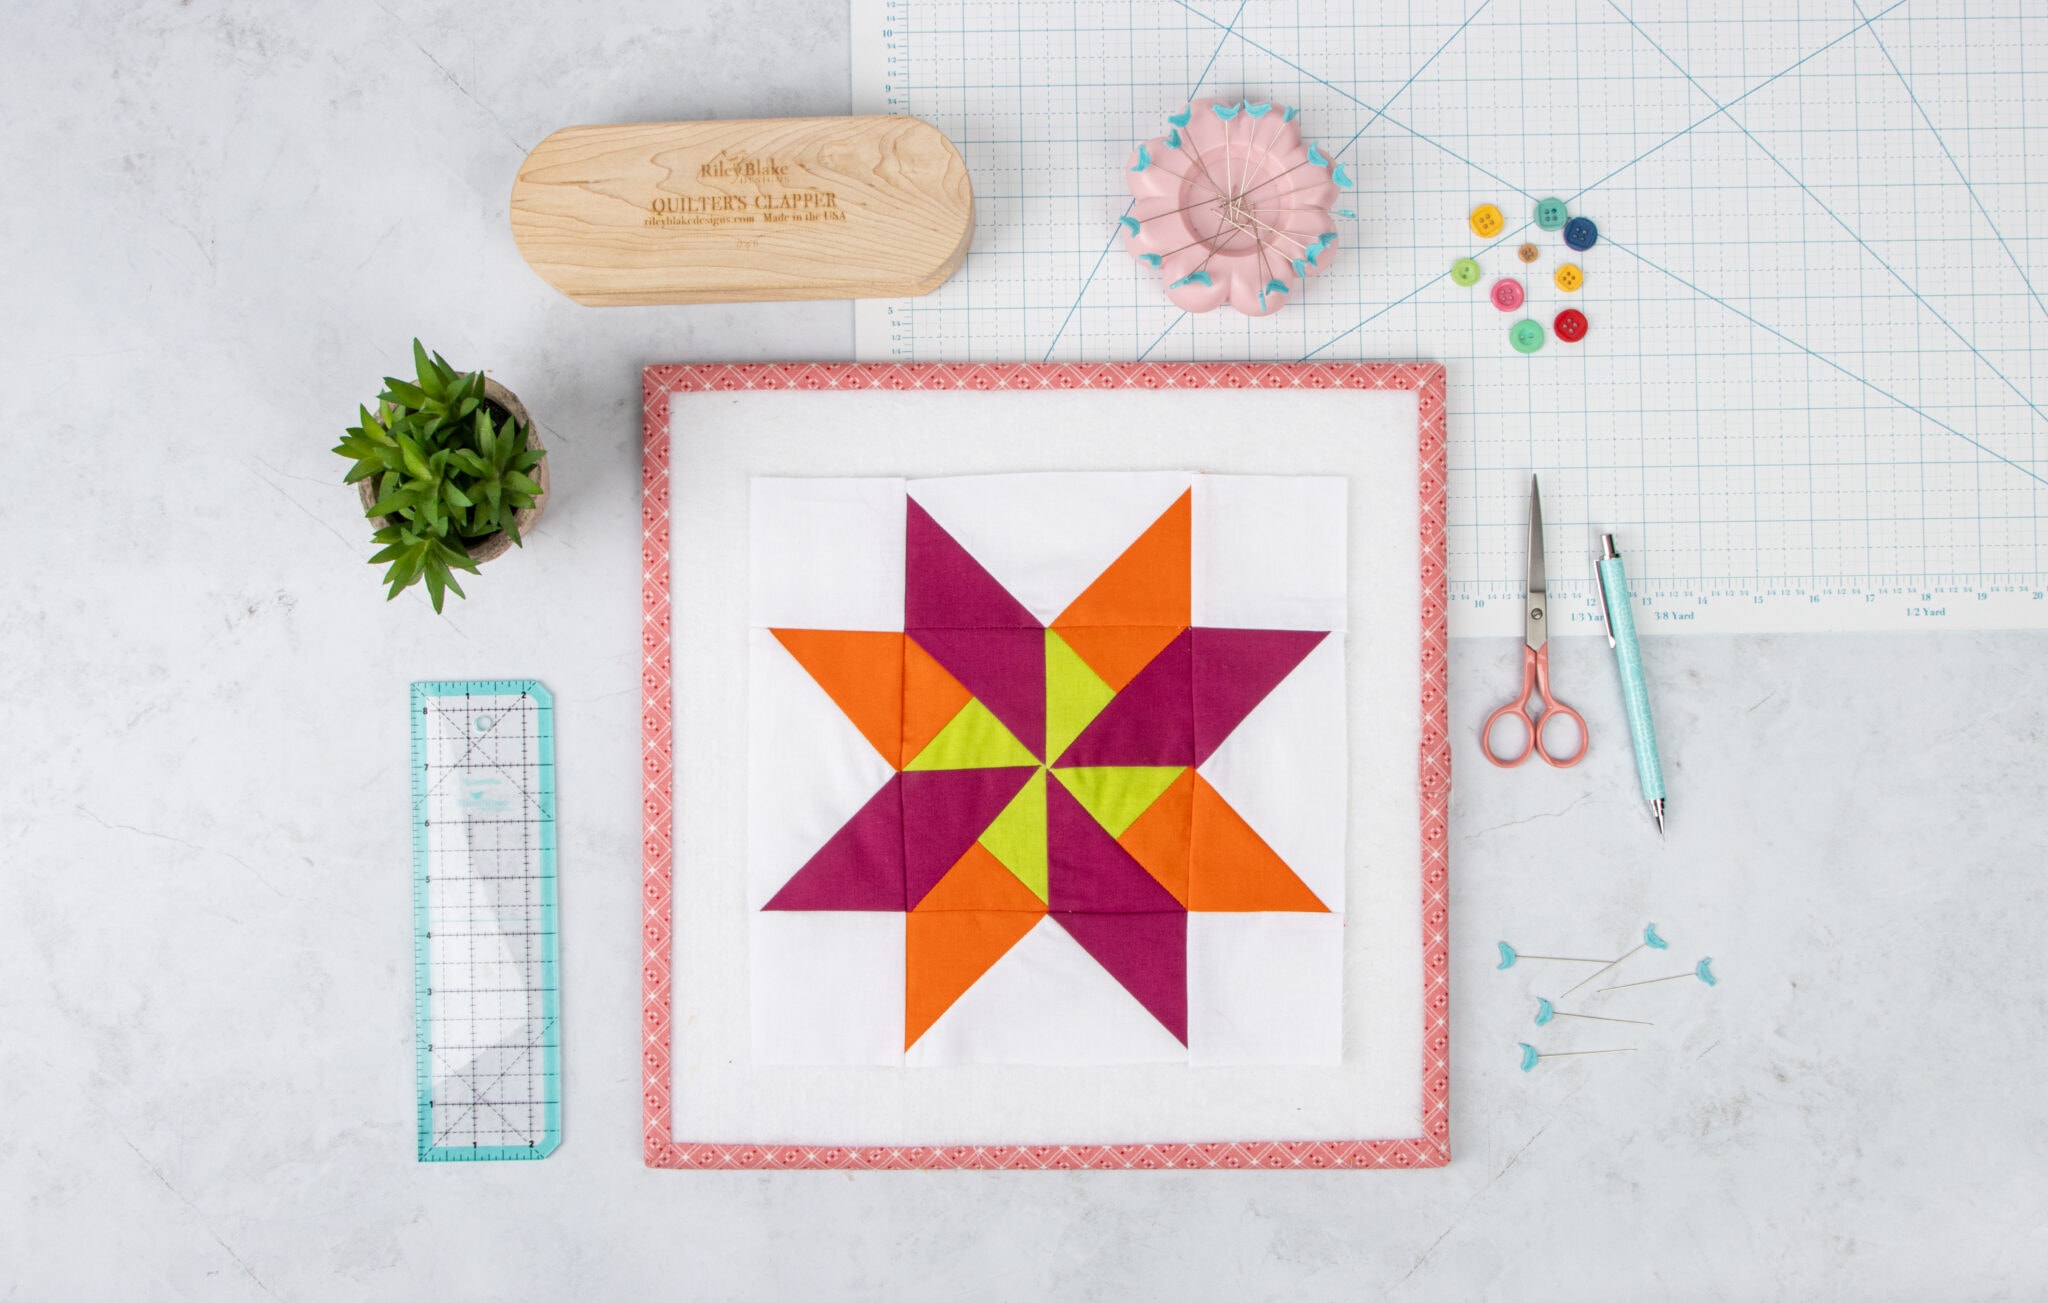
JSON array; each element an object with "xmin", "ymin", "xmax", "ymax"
[
  {"xmin": 1510, "ymin": 319, "xmax": 1546, "ymax": 353},
  {"xmin": 1534, "ymin": 197, "xmax": 1569, "ymax": 231},
  {"xmin": 1451, "ymin": 257, "xmax": 1482, "ymax": 286}
]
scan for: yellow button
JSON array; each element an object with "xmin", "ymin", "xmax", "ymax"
[
  {"xmin": 1469, "ymin": 204, "xmax": 1504, "ymax": 239},
  {"xmin": 1554, "ymin": 262, "xmax": 1584, "ymax": 292}
]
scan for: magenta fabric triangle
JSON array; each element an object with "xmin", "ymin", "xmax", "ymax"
[
  {"xmin": 1045, "ymin": 777, "xmax": 1185, "ymax": 912},
  {"xmin": 1190, "ymin": 628, "xmax": 1329, "ymax": 765},
  {"xmin": 901, "ymin": 765, "xmax": 1039, "ymax": 908},
  {"xmin": 1052, "ymin": 628, "xmax": 1193, "ymax": 768},
  {"xmin": 911, "ymin": 627, "xmax": 1048, "ymax": 760},
  {"xmin": 762, "ymin": 775, "xmax": 906, "ymax": 911},
  {"xmin": 904, "ymin": 498, "xmax": 1041, "ymax": 629},
  {"xmin": 1055, "ymin": 911, "xmax": 1188, "ymax": 1044}
]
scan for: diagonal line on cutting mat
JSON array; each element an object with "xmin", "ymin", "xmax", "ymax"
[
  {"xmin": 1169, "ymin": 0, "xmax": 1536, "ymax": 202},
  {"xmin": 1294, "ymin": 0, "xmax": 1911, "ymax": 363},
  {"xmin": 1607, "ymin": 238, "xmax": 2048, "ymax": 489},
  {"xmin": 1324, "ymin": 0, "xmax": 1492, "ymax": 163},
  {"xmin": 1564, "ymin": 0, "xmax": 1909, "ymax": 208},
  {"xmin": 1040, "ymin": 0, "xmax": 1247, "ymax": 360},
  {"xmin": 1852, "ymin": 0, "xmax": 2048, "ymax": 327},
  {"xmin": 1609, "ymin": 0, "xmax": 2048, "ymax": 435},
  {"xmin": 1137, "ymin": 312, "xmax": 1186, "ymax": 361}
]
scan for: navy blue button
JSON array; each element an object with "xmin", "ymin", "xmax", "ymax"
[{"xmin": 1563, "ymin": 217, "xmax": 1598, "ymax": 251}]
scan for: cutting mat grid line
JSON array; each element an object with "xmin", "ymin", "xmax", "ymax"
[
  {"xmin": 410, "ymin": 680, "xmax": 561, "ymax": 1161},
  {"xmin": 854, "ymin": 0, "xmax": 2048, "ymax": 634}
]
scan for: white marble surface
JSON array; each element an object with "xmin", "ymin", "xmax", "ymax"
[{"xmin": 3, "ymin": 2, "xmax": 2046, "ymax": 1298}]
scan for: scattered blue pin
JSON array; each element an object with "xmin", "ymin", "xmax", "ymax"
[
  {"xmin": 1519, "ymin": 1042, "xmax": 1636, "ymax": 1072},
  {"xmin": 1167, "ymin": 107, "xmax": 1192, "ymax": 128},
  {"xmin": 1131, "ymin": 144, "xmax": 1151, "ymax": 172},
  {"xmin": 1170, "ymin": 269, "xmax": 1212, "ymax": 289},
  {"xmin": 1497, "ymin": 941, "xmax": 1611, "ymax": 970},
  {"xmin": 1534, "ymin": 998, "xmax": 1653, "ymax": 1028},
  {"xmin": 1600, "ymin": 957, "xmax": 1717, "ymax": 993},
  {"xmin": 1560, "ymin": 923, "xmax": 1669, "ymax": 997},
  {"xmin": 1118, "ymin": 215, "xmax": 1140, "ymax": 235}
]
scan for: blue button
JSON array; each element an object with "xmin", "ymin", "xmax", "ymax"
[{"xmin": 1563, "ymin": 217, "xmax": 1599, "ymax": 251}]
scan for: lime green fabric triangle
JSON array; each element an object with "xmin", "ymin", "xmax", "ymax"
[
  {"xmin": 1053, "ymin": 766, "xmax": 1187, "ymax": 838},
  {"xmin": 977, "ymin": 769, "xmax": 1047, "ymax": 901},
  {"xmin": 1045, "ymin": 630, "xmax": 1115, "ymax": 765},
  {"xmin": 904, "ymin": 698, "xmax": 1038, "ymax": 770}
]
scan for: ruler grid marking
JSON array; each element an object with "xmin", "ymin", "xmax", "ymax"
[{"xmin": 411, "ymin": 680, "xmax": 560, "ymax": 1161}]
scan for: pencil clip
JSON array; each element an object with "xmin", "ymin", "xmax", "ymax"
[{"xmin": 1595, "ymin": 533, "xmax": 1618, "ymax": 648}]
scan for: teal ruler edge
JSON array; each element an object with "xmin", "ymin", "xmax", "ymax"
[{"xmin": 410, "ymin": 679, "xmax": 560, "ymax": 1161}]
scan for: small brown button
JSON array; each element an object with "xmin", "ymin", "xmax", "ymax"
[{"xmin": 1517, "ymin": 242, "xmax": 1540, "ymax": 263}]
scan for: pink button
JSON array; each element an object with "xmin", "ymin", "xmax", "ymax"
[{"xmin": 1490, "ymin": 278, "xmax": 1524, "ymax": 311}]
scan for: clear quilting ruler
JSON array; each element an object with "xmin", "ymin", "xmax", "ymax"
[{"xmin": 410, "ymin": 679, "xmax": 560, "ymax": 1161}]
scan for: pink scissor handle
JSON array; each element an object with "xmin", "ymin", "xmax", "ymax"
[{"xmin": 1482, "ymin": 645, "xmax": 1589, "ymax": 768}]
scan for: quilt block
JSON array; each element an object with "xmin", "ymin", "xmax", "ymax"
[{"xmin": 749, "ymin": 472, "xmax": 1348, "ymax": 1066}]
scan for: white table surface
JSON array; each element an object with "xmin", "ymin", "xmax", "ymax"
[{"xmin": 4, "ymin": 2, "xmax": 2045, "ymax": 1298}]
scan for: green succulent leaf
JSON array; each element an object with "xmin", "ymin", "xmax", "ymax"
[{"xmin": 339, "ymin": 341, "xmax": 547, "ymax": 612}]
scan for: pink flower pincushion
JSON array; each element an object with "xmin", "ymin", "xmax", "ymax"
[{"xmin": 1122, "ymin": 98, "xmax": 1349, "ymax": 316}]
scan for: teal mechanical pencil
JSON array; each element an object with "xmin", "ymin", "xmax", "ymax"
[{"xmin": 1596, "ymin": 534, "xmax": 1667, "ymax": 835}]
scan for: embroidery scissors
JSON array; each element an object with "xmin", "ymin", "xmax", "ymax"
[{"xmin": 1483, "ymin": 475, "xmax": 1588, "ymax": 768}]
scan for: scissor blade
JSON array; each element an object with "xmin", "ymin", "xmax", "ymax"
[{"xmin": 1525, "ymin": 474, "xmax": 1547, "ymax": 651}]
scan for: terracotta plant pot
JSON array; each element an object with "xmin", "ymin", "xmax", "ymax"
[{"xmin": 356, "ymin": 376, "xmax": 549, "ymax": 564}]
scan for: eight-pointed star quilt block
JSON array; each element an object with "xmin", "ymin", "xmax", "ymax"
[{"xmin": 748, "ymin": 472, "xmax": 1348, "ymax": 1066}]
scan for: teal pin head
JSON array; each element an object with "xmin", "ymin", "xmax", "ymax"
[
  {"xmin": 1695, "ymin": 957, "xmax": 1717, "ymax": 986},
  {"xmin": 1534, "ymin": 998, "xmax": 1556, "ymax": 1026},
  {"xmin": 1497, "ymin": 942, "xmax": 1518, "ymax": 970},
  {"xmin": 1646, "ymin": 924, "xmax": 1668, "ymax": 950},
  {"xmin": 1518, "ymin": 1042, "xmax": 1540, "ymax": 1072},
  {"xmin": 1167, "ymin": 107, "xmax": 1192, "ymax": 128}
]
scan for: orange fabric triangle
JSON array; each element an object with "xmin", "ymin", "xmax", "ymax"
[
  {"xmin": 771, "ymin": 629, "xmax": 903, "ymax": 766},
  {"xmin": 905, "ymin": 911, "xmax": 1042, "ymax": 1048},
  {"xmin": 1051, "ymin": 624, "xmax": 1184, "ymax": 692},
  {"xmin": 916, "ymin": 842, "xmax": 1047, "ymax": 912},
  {"xmin": 902, "ymin": 636, "xmax": 974, "ymax": 767},
  {"xmin": 1117, "ymin": 767, "xmax": 1193, "ymax": 905},
  {"xmin": 1054, "ymin": 490, "xmax": 1191, "ymax": 629},
  {"xmin": 1188, "ymin": 774, "xmax": 1328, "ymax": 912}
]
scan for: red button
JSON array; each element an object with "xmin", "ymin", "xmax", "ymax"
[
  {"xmin": 1554, "ymin": 308, "xmax": 1588, "ymax": 341},
  {"xmin": 1490, "ymin": 278, "xmax": 1524, "ymax": 311}
]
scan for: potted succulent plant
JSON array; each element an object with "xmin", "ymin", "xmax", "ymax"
[{"xmin": 334, "ymin": 341, "xmax": 549, "ymax": 611}]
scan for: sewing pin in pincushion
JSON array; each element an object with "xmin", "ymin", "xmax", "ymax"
[{"xmin": 1122, "ymin": 98, "xmax": 1347, "ymax": 316}]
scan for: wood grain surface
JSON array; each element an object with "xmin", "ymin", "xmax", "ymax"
[{"xmin": 510, "ymin": 116, "xmax": 973, "ymax": 306}]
